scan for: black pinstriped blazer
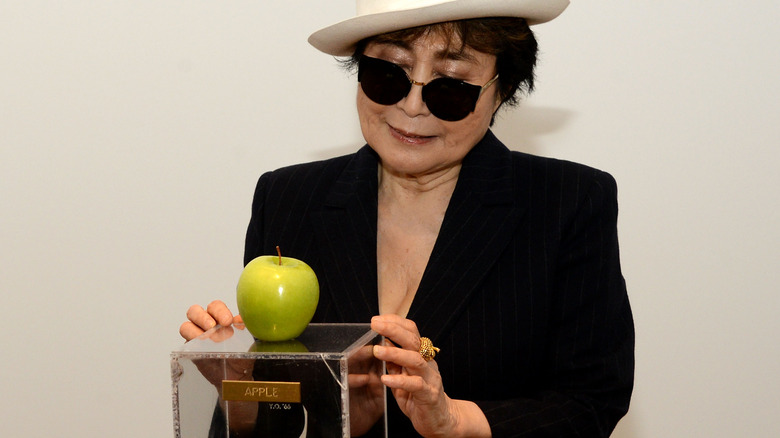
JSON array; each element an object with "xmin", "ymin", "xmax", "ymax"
[{"xmin": 244, "ymin": 130, "xmax": 634, "ymax": 437}]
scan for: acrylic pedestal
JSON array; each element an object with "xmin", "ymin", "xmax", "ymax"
[{"xmin": 171, "ymin": 323, "xmax": 386, "ymax": 438}]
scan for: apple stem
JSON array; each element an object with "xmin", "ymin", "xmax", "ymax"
[{"xmin": 276, "ymin": 246, "xmax": 282, "ymax": 266}]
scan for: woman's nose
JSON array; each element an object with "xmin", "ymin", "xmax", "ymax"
[{"xmin": 398, "ymin": 77, "xmax": 431, "ymax": 118}]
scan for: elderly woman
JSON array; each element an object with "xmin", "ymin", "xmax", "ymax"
[{"xmin": 180, "ymin": 1, "xmax": 634, "ymax": 436}]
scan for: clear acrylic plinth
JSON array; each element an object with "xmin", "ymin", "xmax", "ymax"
[{"xmin": 171, "ymin": 323, "xmax": 386, "ymax": 438}]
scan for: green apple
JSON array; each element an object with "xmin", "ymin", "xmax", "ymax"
[{"xmin": 236, "ymin": 252, "xmax": 319, "ymax": 342}]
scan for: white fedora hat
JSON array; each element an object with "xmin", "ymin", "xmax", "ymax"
[{"xmin": 309, "ymin": 0, "xmax": 570, "ymax": 56}]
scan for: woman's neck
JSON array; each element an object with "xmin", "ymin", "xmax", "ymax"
[{"xmin": 377, "ymin": 162, "xmax": 461, "ymax": 200}]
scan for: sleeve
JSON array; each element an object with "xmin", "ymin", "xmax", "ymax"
[{"xmin": 475, "ymin": 171, "xmax": 635, "ymax": 437}]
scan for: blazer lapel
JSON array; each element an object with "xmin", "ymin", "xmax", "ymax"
[
  {"xmin": 408, "ymin": 131, "xmax": 525, "ymax": 341},
  {"xmin": 310, "ymin": 146, "xmax": 380, "ymax": 323},
  {"xmin": 309, "ymin": 133, "xmax": 523, "ymax": 334}
]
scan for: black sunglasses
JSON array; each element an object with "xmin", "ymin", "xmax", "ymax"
[{"xmin": 358, "ymin": 55, "xmax": 499, "ymax": 122}]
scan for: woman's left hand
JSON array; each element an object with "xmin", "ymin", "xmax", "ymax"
[{"xmin": 370, "ymin": 314, "xmax": 491, "ymax": 438}]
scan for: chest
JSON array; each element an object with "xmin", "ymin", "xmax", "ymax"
[{"xmin": 375, "ymin": 204, "xmax": 443, "ymax": 316}]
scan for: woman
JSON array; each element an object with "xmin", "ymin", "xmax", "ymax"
[{"xmin": 180, "ymin": 1, "xmax": 634, "ymax": 436}]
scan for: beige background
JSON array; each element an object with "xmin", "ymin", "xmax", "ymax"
[{"xmin": 2, "ymin": 1, "xmax": 778, "ymax": 436}]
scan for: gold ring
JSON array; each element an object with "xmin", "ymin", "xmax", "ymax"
[{"xmin": 419, "ymin": 337, "xmax": 440, "ymax": 361}]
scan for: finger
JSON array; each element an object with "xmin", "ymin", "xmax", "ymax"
[
  {"xmin": 348, "ymin": 373, "xmax": 371, "ymax": 388},
  {"xmin": 373, "ymin": 344, "xmax": 429, "ymax": 373},
  {"xmin": 232, "ymin": 314, "xmax": 246, "ymax": 330},
  {"xmin": 372, "ymin": 314, "xmax": 419, "ymax": 333},
  {"xmin": 209, "ymin": 324, "xmax": 235, "ymax": 343},
  {"xmin": 206, "ymin": 300, "xmax": 235, "ymax": 327},
  {"xmin": 381, "ymin": 373, "xmax": 428, "ymax": 395},
  {"xmin": 348, "ymin": 345, "xmax": 377, "ymax": 372},
  {"xmin": 371, "ymin": 316, "xmax": 421, "ymax": 350},
  {"xmin": 179, "ymin": 321, "xmax": 205, "ymax": 341},
  {"xmin": 386, "ymin": 361, "xmax": 403, "ymax": 375},
  {"xmin": 186, "ymin": 304, "xmax": 216, "ymax": 331}
]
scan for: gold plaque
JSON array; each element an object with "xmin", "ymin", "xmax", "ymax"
[{"xmin": 222, "ymin": 381, "xmax": 301, "ymax": 403}]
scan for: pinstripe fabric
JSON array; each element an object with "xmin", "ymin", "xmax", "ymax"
[{"xmin": 244, "ymin": 130, "xmax": 634, "ymax": 437}]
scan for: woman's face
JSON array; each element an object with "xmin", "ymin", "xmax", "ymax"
[{"xmin": 357, "ymin": 32, "xmax": 501, "ymax": 179}]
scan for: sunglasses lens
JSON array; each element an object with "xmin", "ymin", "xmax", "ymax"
[
  {"xmin": 358, "ymin": 56, "xmax": 410, "ymax": 105},
  {"xmin": 358, "ymin": 55, "xmax": 485, "ymax": 122},
  {"xmin": 423, "ymin": 79, "xmax": 481, "ymax": 122}
]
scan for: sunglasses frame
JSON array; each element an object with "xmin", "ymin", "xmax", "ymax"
[{"xmin": 358, "ymin": 55, "xmax": 499, "ymax": 122}]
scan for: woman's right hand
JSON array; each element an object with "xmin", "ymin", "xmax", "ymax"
[
  {"xmin": 181, "ymin": 301, "xmax": 256, "ymax": 432},
  {"xmin": 179, "ymin": 300, "xmax": 241, "ymax": 341}
]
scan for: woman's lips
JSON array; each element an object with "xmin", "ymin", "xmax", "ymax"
[{"xmin": 389, "ymin": 125, "xmax": 434, "ymax": 144}]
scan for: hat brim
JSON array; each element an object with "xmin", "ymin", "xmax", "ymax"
[{"xmin": 308, "ymin": 0, "xmax": 570, "ymax": 56}]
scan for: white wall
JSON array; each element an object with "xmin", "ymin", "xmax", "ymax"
[{"xmin": 1, "ymin": 1, "xmax": 778, "ymax": 436}]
